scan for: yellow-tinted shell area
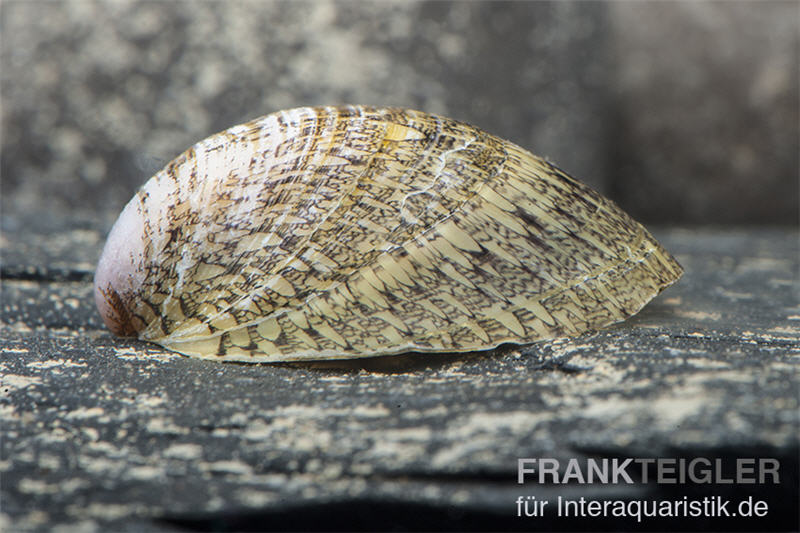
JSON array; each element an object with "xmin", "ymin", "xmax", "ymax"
[{"xmin": 94, "ymin": 106, "xmax": 682, "ymax": 362}]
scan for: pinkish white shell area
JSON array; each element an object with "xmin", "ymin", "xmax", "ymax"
[{"xmin": 94, "ymin": 105, "xmax": 682, "ymax": 362}]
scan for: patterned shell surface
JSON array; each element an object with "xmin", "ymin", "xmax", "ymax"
[{"xmin": 94, "ymin": 106, "xmax": 682, "ymax": 362}]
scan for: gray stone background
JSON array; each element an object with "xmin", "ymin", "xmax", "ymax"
[{"xmin": 2, "ymin": 0, "xmax": 798, "ymax": 232}]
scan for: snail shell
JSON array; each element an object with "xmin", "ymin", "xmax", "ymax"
[{"xmin": 94, "ymin": 106, "xmax": 682, "ymax": 362}]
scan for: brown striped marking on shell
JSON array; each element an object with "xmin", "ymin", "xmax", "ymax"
[{"xmin": 93, "ymin": 105, "xmax": 682, "ymax": 362}]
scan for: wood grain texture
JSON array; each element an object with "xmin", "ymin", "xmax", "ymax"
[
  {"xmin": 3, "ymin": 228, "xmax": 798, "ymax": 531},
  {"xmin": 94, "ymin": 106, "xmax": 682, "ymax": 361}
]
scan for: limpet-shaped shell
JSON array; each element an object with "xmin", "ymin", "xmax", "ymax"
[{"xmin": 94, "ymin": 106, "xmax": 682, "ymax": 362}]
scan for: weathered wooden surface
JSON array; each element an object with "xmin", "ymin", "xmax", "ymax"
[{"xmin": 1, "ymin": 227, "xmax": 798, "ymax": 532}]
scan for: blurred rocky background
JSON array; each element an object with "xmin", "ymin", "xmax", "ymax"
[
  {"xmin": 608, "ymin": 1, "xmax": 798, "ymax": 225},
  {"xmin": 1, "ymin": 0, "xmax": 797, "ymax": 238}
]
